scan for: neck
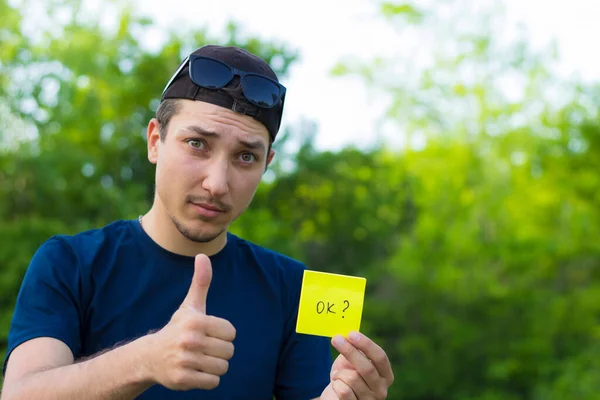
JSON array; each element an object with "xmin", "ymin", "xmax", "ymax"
[{"xmin": 140, "ymin": 202, "xmax": 227, "ymax": 257}]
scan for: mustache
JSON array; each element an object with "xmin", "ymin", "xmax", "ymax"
[{"xmin": 186, "ymin": 195, "xmax": 232, "ymax": 212}]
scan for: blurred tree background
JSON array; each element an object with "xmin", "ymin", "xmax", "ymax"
[{"xmin": 1, "ymin": 0, "xmax": 600, "ymax": 398}]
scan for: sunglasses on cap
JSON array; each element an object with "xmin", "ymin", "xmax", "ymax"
[{"xmin": 161, "ymin": 55, "xmax": 286, "ymax": 109}]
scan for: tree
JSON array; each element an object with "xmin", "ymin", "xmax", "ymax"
[{"xmin": 311, "ymin": 0, "xmax": 600, "ymax": 398}]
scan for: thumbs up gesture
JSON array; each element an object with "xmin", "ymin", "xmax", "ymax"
[{"xmin": 147, "ymin": 254, "xmax": 236, "ymax": 391}]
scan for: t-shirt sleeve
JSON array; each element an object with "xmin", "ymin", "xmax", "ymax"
[
  {"xmin": 274, "ymin": 264, "xmax": 333, "ymax": 400},
  {"xmin": 3, "ymin": 237, "xmax": 83, "ymax": 376}
]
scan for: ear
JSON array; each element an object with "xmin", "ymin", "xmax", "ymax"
[
  {"xmin": 147, "ymin": 118, "xmax": 161, "ymax": 164},
  {"xmin": 265, "ymin": 148, "xmax": 276, "ymax": 169}
]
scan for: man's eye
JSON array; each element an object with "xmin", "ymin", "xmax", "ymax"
[
  {"xmin": 240, "ymin": 152, "xmax": 257, "ymax": 163},
  {"xmin": 187, "ymin": 139, "xmax": 205, "ymax": 149}
]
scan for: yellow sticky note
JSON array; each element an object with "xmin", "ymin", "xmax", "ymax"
[{"xmin": 296, "ymin": 270, "xmax": 367, "ymax": 338}]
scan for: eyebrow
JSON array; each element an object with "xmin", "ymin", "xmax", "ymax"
[{"xmin": 184, "ymin": 125, "xmax": 267, "ymax": 154}]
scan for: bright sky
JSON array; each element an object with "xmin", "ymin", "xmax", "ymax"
[
  {"xmin": 40, "ymin": 0, "xmax": 600, "ymax": 151},
  {"xmin": 129, "ymin": 0, "xmax": 397, "ymax": 151}
]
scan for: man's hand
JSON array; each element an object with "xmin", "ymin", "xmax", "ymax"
[
  {"xmin": 320, "ymin": 331, "xmax": 394, "ymax": 399},
  {"xmin": 146, "ymin": 254, "xmax": 236, "ymax": 391}
]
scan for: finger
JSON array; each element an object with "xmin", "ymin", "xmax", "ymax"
[
  {"xmin": 181, "ymin": 354, "xmax": 230, "ymax": 376},
  {"xmin": 199, "ymin": 336, "xmax": 235, "ymax": 360},
  {"xmin": 332, "ymin": 369, "xmax": 371, "ymax": 399},
  {"xmin": 346, "ymin": 331, "xmax": 394, "ymax": 385},
  {"xmin": 331, "ymin": 353, "xmax": 353, "ymax": 375},
  {"xmin": 331, "ymin": 335, "xmax": 381, "ymax": 392},
  {"xmin": 178, "ymin": 331, "xmax": 235, "ymax": 360},
  {"xmin": 181, "ymin": 254, "xmax": 213, "ymax": 312},
  {"xmin": 204, "ymin": 315, "xmax": 237, "ymax": 342},
  {"xmin": 332, "ymin": 378, "xmax": 358, "ymax": 400},
  {"xmin": 171, "ymin": 370, "xmax": 220, "ymax": 391}
]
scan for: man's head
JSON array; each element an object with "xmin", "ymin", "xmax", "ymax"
[
  {"xmin": 146, "ymin": 45, "xmax": 283, "ymax": 244},
  {"xmin": 159, "ymin": 44, "xmax": 285, "ymax": 142}
]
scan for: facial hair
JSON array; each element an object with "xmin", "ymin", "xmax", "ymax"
[
  {"xmin": 170, "ymin": 213, "xmax": 226, "ymax": 243},
  {"xmin": 169, "ymin": 194, "xmax": 232, "ymax": 243}
]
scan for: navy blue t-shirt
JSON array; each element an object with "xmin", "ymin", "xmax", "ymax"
[{"xmin": 4, "ymin": 220, "xmax": 332, "ymax": 399}]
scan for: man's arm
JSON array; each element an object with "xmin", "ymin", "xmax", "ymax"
[
  {"xmin": 1, "ymin": 336, "xmax": 154, "ymax": 400},
  {"xmin": 2, "ymin": 254, "xmax": 235, "ymax": 400}
]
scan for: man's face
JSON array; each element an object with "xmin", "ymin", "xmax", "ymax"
[{"xmin": 148, "ymin": 99, "xmax": 274, "ymax": 243}]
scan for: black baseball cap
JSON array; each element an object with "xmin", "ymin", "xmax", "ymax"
[{"xmin": 161, "ymin": 45, "xmax": 285, "ymax": 142}]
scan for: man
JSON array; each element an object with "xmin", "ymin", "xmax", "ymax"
[{"xmin": 1, "ymin": 45, "xmax": 394, "ymax": 399}]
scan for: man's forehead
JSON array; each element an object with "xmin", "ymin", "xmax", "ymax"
[
  {"xmin": 175, "ymin": 120, "xmax": 267, "ymax": 142},
  {"xmin": 175, "ymin": 100, "xmax": 269, "ymax": 138}
]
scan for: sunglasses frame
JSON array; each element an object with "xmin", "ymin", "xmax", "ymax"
[{"xmin": 161, "ymin": 55, "xmax": 286, "ymax": 109}]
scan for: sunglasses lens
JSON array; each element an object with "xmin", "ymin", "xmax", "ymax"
[
  {"xmin": 191, "ymin": 58, "xmax": 233, "ymax": 89},
  {"xmin": 243, "ymin": 75, "xmax": 282, "ymax": 107}
]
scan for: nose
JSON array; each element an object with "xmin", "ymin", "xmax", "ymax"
[{"xmin": 201, "ymin": 157, "xmax": 230, "ymax": 198}]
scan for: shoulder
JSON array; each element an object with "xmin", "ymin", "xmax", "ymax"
[
  {"xmin": 32, "ymin": 220, "xmax": 136, "ymax": 267},
  {"xmin": 64, "ymin": 219, "xmax": 135, "ymax": 249}
]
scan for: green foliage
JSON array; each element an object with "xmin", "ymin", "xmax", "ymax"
[
  {"xmin": 234, "ymin": 120, "xmax": 600, "ymax": 399},
  {"xmin": 2, "ymin": 0, "xmax": 600, "ymax": 399},
  {"xmin": 244, "ymin": 2, "xmax": 600, "ymax": 398}
]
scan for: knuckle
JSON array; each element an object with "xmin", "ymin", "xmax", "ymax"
[
  {"xmin": 195, "ymin": 340, "xmax": 206, "ymax": 353},
  {"xmin": 206, "ymin": 374, "xmax": 220, "ymax": 390},
  {"xmin": 181, "ymin": 332, "xmax": 198, "ymax": 348},
  {"xmin": 170, "ymin": 371, "xmax": 188, "ymax": 388},
  {"xmin": 196, "ymin": 336, "xmax": 211, "ymax": 353},
  {"xmin": 217, "ymin": 359, "xmax": 229, "ymax": 375},
  {"xmin": 181, "ymin": 317, "xmax": 199, "ymax": 332},
  {"xmin": 344, "ymin": 344, "xmax": 358, "ymax": 359},
  {"xmin": 348, "ymin": 369, "xmax": 361, "ymax": 382},
  {"xmin": 225, "ymin": 342, "xmax": 235, "ymax": 359},
  {"xmin": 175, "ymin": 338, "xmax": 187, "ymax": 351},
  {"xmin": 228, "ymin": 323, "xmax": 237, "ymax": 340},
  {"xmin": 365, "ymin": 362, "xmax": 377, "ymax": 376},
  {"xmin": 376, "ymin": 387, "xmax": 388, "ymax": 399},
  {"xmin": 338, "ymin": 369, "xmax": 354, "ymax": 382},
  {"xmin": 174, "ymin": 355, "xmax": 189, "ymax": 369},
  {"xmin": 374, "ymin": 352, "xmax": 388, "ymax": 366},
  {"xmin": 176, "ymin": 337, "xmax": 193, "ymax": 352},
  {"xmin": 339, "ymin": 386, "xmax": 353, "ymax": 399},
  {"xmin": 334, "ymin": 380, "xmax": 353, "ymax": 398}
]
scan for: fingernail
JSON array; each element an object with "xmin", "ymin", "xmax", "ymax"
[
  {"xmin": 332, "ymin": 335, "xmax": 345, "ymax": 347},
  {"xmin": 330, "ymin": 369, "xmax": 339, "ymax": 379},
  {"xmin": 348, "ymin": 331, "xmax": 361, "ymax": 344}
]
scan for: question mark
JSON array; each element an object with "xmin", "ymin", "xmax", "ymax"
[{"xmin": 342, "ymin": 300, "xmax": 350, "ymax": 318}]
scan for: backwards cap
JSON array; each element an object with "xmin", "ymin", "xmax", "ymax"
[{"xmin": 161, "ymin": 45, "xmax": 284, "ymax": 142}]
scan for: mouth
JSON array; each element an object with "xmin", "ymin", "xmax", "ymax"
[{"xmin": 190, "ymin": 202, "xmax": 226, "ymax": 218}]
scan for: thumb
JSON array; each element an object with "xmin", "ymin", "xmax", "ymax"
[{"xmin": 181, "ymin": 254, "xmax": 213, "ymax": 313}]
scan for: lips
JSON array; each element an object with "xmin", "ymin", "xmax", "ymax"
[
  {"xmin": 191, "ymin": 202, "xmax": 225, "ymax": 218},
  {"xmin": 196, "ymin": 202, "xmax": 223, "ymax": 212}
]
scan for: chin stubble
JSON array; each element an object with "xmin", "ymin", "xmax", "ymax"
[{"xmin": 170, "ymin": 213, "xmax": 225, "ymax": 243}]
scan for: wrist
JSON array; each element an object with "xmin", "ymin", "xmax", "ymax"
[{"xmin": 130, "ymin": 333, "xmax": 158, "ymax": 385}]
